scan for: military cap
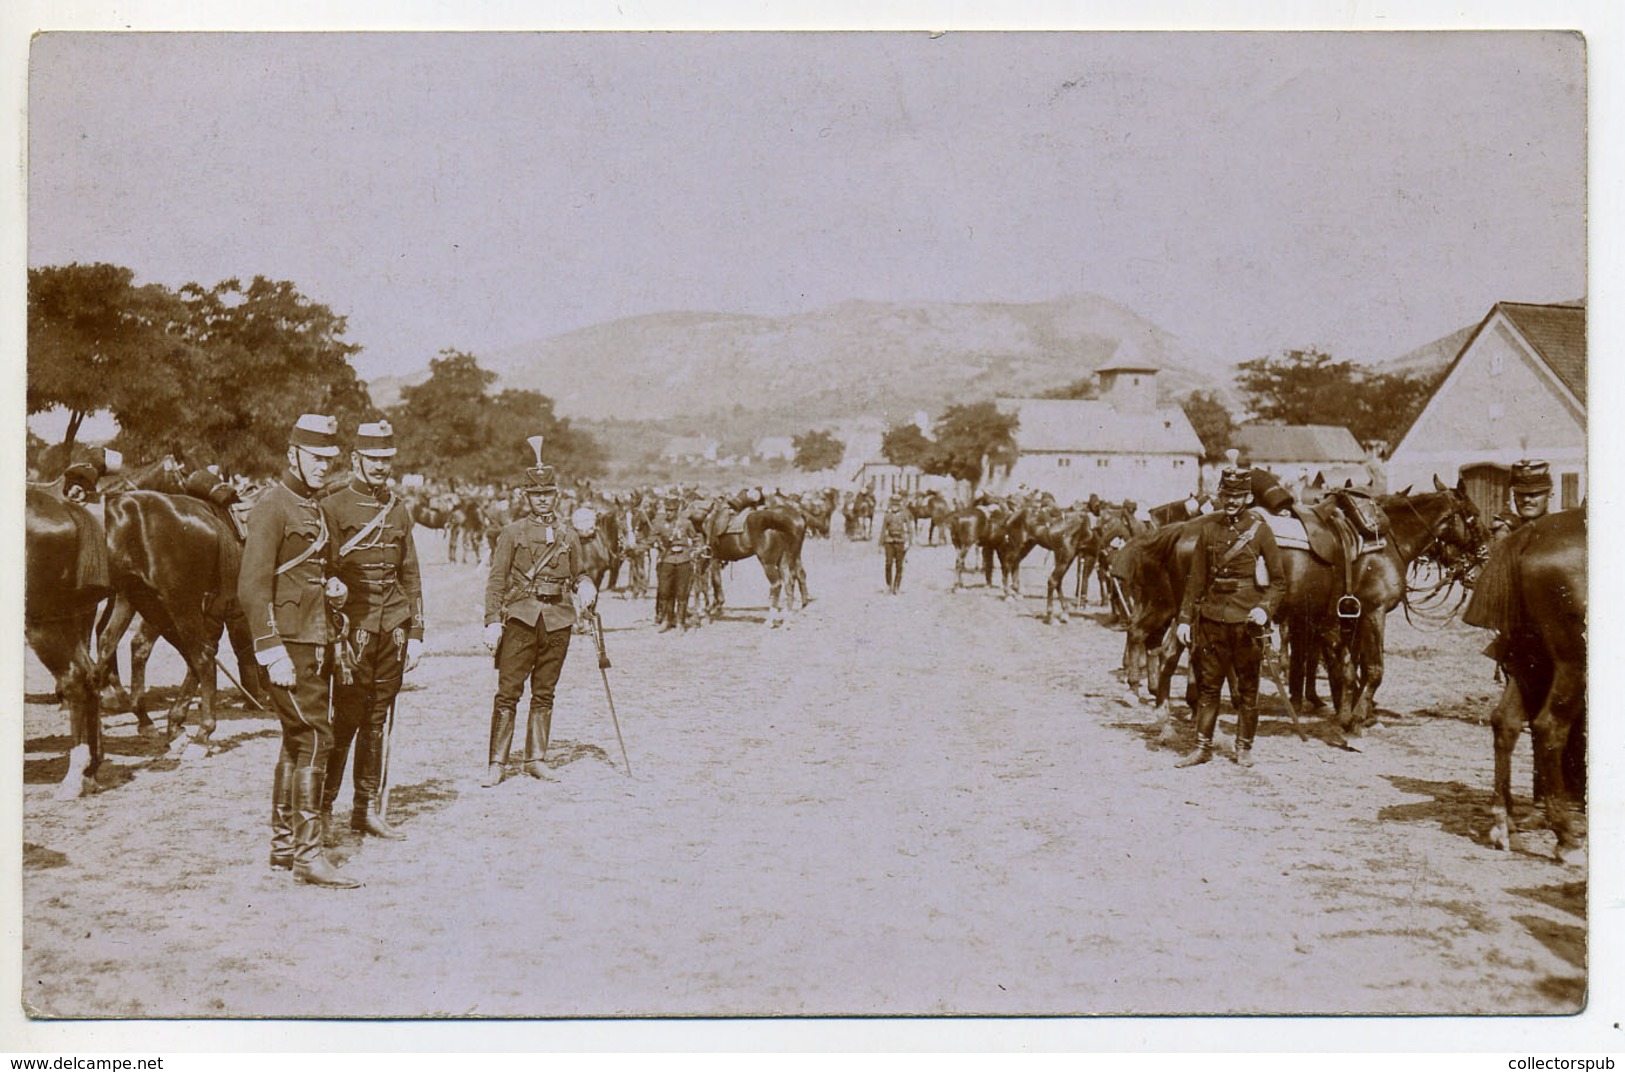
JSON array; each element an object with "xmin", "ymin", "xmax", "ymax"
[
  {"xmin": 290, "ymin": 413, "xmax": 340, "ymax": 456},
  {"xmin": 522, "ymin": 434, "xmax": 557, "ymax": 491},
  {"xmin": 354, "ymin": 419, "xmax": 397, "ymax": 457},
  {"xmin": 1217, "ymin": 467, "xmax": 1252, "ymax": 497},
  {"xmin": 1510, "ymin": 459, "xmax": 1553, "ymax": 492}
]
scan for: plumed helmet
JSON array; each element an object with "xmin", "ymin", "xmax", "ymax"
[
  {"xmin": 523, "ymin": 435, "xmax": 557, "ymax": 491},
  {"xmin": 1510, "ymin": 459, "xmax": 1553, "ymax": 492}
]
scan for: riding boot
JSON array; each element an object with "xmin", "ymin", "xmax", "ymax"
[
  {"xmin": 351, "ymin": 727, "xmax": 406, "ymax": 839},
  {"xmin": 1177, "ymin": 700, "xmax": 1220, "ymax": 768},
  {"xmin": 1234, "ymin": 705, "xmax": 1259, "ymax": 767},
  {"xmin": 522, "ymin": 704, "xmax": 552, "ymax": 779},
  {"xmin": 269, "ymin": 757, "xmax": 295, "ymax": 870},
  {"xmin": 290, "ymin": 769, "xmax": 362, "ymax": 888},
  {"xmin": 483, "ymin": 699, "xmax": 515, "ymax": 787}
]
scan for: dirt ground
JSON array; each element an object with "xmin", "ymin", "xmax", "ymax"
[{"xmin": 20, "ymin": 527, "xmax": 1586, "ymax": 1019}]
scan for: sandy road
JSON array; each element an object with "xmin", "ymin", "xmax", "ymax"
[{"xmin": 21, "ymin": 528, "xmax": 1584, "ymax": 1017}]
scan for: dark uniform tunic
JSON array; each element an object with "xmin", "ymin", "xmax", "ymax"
[
  {"xmin": 650, "ymin": 512, "xmax": 703, "ymax": 628},
  {"xmin": 881, "ymin": 505, "xmax": 912, "ymax": 593},
  {"xmin": 238, "ymin": 469, "xmax": 337, "ymax": 771},
  {"xmin": 1178, "ymin": 508, "xmax": 1288, "ymax": 749},
  {"xmin": 484, "ymin": 514, "xmax": 587, "ymax": 750},
  {"xmin": 320, "ymin": 478, "xmax": 425, "ymax": 812}
]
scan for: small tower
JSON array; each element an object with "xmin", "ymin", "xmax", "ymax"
[{"xmin": 1097, "ymin": 357, "xmax": 1160, "ymax": 415}]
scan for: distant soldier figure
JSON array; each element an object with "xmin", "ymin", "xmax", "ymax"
[
  {"xmin": 881, "ymin": 497, "xmax": 913, "ymax": 594},
  {"xmin": 238, "ymin": 413, "xmax": 359, "ymax": 888},
  {"xmin": 320, "ymin": 420, "xmax": 424, "ymax": 839},
  {"xmin": 650, "ymin": 497, "xmax": 702, "ymax": 632},
  {"xmin": 481, "ymin": 438, "xmax": 597, "ymax": 787},
  {"xmin": 1174, "ymin": 466, "xmax": 1287, "ymax": 769},
  {"xmin": 1489, "ymin": 459, "xmax": 1554, "ymax": 544}
]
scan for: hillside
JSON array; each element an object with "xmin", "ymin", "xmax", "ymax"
[{"xmin": 470, "ymin": 295, "xmax": 1239, "ymax": 424}]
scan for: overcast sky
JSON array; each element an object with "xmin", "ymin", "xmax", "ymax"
[{"xmin": 26, "ymin": 30, "xmax": 1586, "ymax": 387}]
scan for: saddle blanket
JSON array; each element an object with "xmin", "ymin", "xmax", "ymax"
[
  {"xmin": 1259, "ymin": 512, "xmax": 1384, "ymax": 556},
  {"xmin": 724, "ymin": 508, "xmax": 754, "ymax": 536}
]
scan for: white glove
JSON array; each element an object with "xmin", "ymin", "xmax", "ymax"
[
  {"xmin": 405, "ymin": 637, "xmax": 423, "ymax": 672},
  {"xmin": 1247, "ymin": 606, "xmax": 1269, "ymax": 627},
  {"xmin": 574, "ymin": 578, "xmax": 599, "ymax": 611},
  {"xmin": 483, "ymin": 622, "xmax": 503, "ymax": 652},
  {"xmin": 1175, "ymin": 622, "xmax": 1192, "ymax": 647},
  {"xmin": 264, "ymin": 651, "xmax": 296, "ymax": 688}
]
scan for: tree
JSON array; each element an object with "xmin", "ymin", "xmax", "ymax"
[
  {"xmin": 1235, "ymin": 348, "xmax": 1440, "ymax": 446},
  {"xmin": 28, "ymin": 262, "xmax": 199, "ymax": 460},
  {"xmin": 927, "ymin": 402, "xmax": 1020, "ymax": 489},
  {"xmin": 1181, "ymin": 390, "xmax": 1237, "ymax": 459},
  {"xmin": 792, "ymin": 429, "xmax": 845, "ymax": 472},
  {"xmin": 389, "ymin": 349, "xmax": 605, "ymax": 483},
  {"xmin": 880, "ymin": 421, "xmax": 937, "ymax": 469}
]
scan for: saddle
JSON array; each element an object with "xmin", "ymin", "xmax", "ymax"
[
  {"xmin": 69, "ymin": 503, "xmax": 111, "ymax": 592},
  {"xmin": 723, "ymin": 506, "xmax": 753, "ymax": 537}
]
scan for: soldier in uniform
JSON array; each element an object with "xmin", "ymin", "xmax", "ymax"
[
  {"xmin": 1173, "ymin": 466, "xmax": 1287, "ymax": 769},
  {"xmin": 650, "ymin": 497, "xmax": 702, "ymax": 632},
  {"xmin": 880, "ymin": 496, "xmax": 913, "ymax": 594},
  {"xmin": 481, "ymin": 442, "xmax": 597, "ymax": 787},
  {"xmin": 1489, "ymin": 459, "xmax": 1553, "ymax": 544},
  {"xmin": 319, "ymin": 420, "xmax": 425, "ymax": 840},
  {"xmin": 238, "ymin": 413, "xmax": 359, "ymax": 888}
]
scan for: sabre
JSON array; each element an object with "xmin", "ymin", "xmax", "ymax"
[
  {"xmin": 378, "ymin": 692, "xmax": 398, "ymax": 819},
  {"xmin": 214, "ymin": 654, "xmax": 267, "ymax": 712},
  {"xmin": 588, "ymin": 607, "xmax": 632, "ymax": 777}
]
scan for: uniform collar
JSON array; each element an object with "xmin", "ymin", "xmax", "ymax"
[
  {"xmin": 350, "ymin": 476, "xmax": 391, "ymax": 502},
  {"xmin": 280, "ymin": 468, "xmax": 319, "ymax": 500}
]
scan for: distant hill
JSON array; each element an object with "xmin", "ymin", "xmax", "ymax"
[
  {"xmin": 460, "ymin": 295, "xmax": 1240, "ymax": 424},
  {"xmin": 1378, "ymin": 323, "xmax": 1476, "ymax": 380}
]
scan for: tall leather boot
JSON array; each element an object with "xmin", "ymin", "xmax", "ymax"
[
  {"xmin": 483, "ymin": 699, "xmax": 515, "ymax": 787},
  {"xmin": 1235, "ymin": 705, "xmax": 1258, "ymax": 768},
  {"xmin": 523, "ymin": 704, "xmax": 552, "ymax": 779},
  {"xmin": 351, "ymin": 725, "xmax": 406, "ymax": 839},
  {"xmin": 318, "ymin": 743, "xmax": 347, "ymax": 847},
  {"xmin": 291, "ymin": 768, "xmax": 362, "ymax": 889},
  {"xmin": 269, "ymin": 757, "xmax": 295, "ymax": 870},
  {"xmin": 1177, "ymin": 701, "xmax": 1219, "ymax": 768}
]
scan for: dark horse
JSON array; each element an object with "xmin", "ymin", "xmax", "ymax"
[
  {"xmin": 1337, "ymin": 479, "xmax": 1488, "ymax": 733},
  {"xmin": 26, "ymin": 487, "xmax": 114, "ymax": 798},
  {"xmin": 571, "ymin": 505, "xmax": 623, "ymax": 595},
  {"xmin": 696, "ymin": 501, "xmax": 808, "ymax": 627},
  {"xmin": 1464, "ymin": 507, "xmax": 1586, "ymax": 864},
  {"xmin": 1017, "ymin": 506, "xmax": 1099, "ymax": 624},
  {"xmin": 948, "ymin": 503, "xmax": 1001, "ymax": 590},
  {"xmin": 94, "ymin": 490, "xmax": 257, "ymax": 753}
]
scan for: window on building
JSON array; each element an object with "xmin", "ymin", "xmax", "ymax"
[
  {"xmin": 1096, "ymin": 458, "xmax": 1109, "ymax": 468},
  {"xmin": 1135, "ymin": 458, "xmax": 1148, "ymax": 468},
  {"xmin": 1057, "ymin": 457, "xmax": 1071, "ymax": 468},
  {"xmin": 1174, "ymin": 458, "xmax": 1185, "ymax": 468}
]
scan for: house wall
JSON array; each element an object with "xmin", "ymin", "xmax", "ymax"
[
  {"xmin": 990, "ymin": 452, "xmax": 1200, "ymax": 506},
  {"xmin": 1388, "ymin": 317, "xmax": 1586, "ymax": 504}
]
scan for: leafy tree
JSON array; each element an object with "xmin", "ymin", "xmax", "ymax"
[
  {"xmin": 1181, "ymin": 390, "xmax": 1237, "ymax": 459},
  {"xmin": 880, "ymin": 421, "xmax": 937, "ymax": 469},
  {"xmin": 928, "ymin": 402, "xmax": 1019, "ymax": 489},
  {"xmin": 389, "ymin": 349, "xmax": 605, "ymax": 483},
  {"xmin": 792, "ymin": 429, "xmax": 845, "ymax": 472},
  {"xmin": 28, "ymin": 262, "xmax": 198, "ymax": 460},
  {"xmin": 1235, "ymin": 348, "xmax": 1439, "ymax": 445}
]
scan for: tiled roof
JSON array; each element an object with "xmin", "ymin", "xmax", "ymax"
[
  {"xmin": 1498, "ymin": 302, "xmax": 1586, "ymax": 405},
  {"xmin": 1234, "ymin": 424, "xmax": 1366, "ymax": 464},
  {"xmin": 996, "ymin": 397, "xmax": 1204, "ymax": 455}
]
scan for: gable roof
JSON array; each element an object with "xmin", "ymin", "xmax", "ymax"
[
  {"xmin": 1497, "ymin": 301, "xmax": 1585, "ymax": 404},
  {"xmin": 1234, "ymin": 424, "xmax": 1366, "ymax": 464},
  {"xmin": 996, "ymin": 397, "xmax": 1203, "ymax": 455}
]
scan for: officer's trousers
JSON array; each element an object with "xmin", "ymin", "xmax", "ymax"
[
  {"xmin": 883, "ymin": 542, "xmax": 908, "ymax": 592},
  {"xmin": 325, "ymin": 626, "xmax": 406, "ymax": 812},
  {"xmin": 1191, "ymin": 619, "xmax": 1263, "ymax": 746},
  {"xmin": 490, "ymin": 617, "xmax": 573, "ymax": 765},
  {"xmin": 269, "ymin": 642, "xmax": 336, "ymax": 772},
  {"xmin": 656, "ymin": 560, "xmax": 694, "ymax": 627}
]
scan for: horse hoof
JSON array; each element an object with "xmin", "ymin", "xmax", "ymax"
[{"xmin": 1488, "ymin": 825, "xmax": 1510, "ymax": 852}]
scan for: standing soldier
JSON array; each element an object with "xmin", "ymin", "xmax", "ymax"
[
  {"xmin": 881, "ymin": 496, "xmax": 913, "ymax": 594},
  {"xmin": 1489, "ymin": 459, "xmax": 1554, "ymax": 544},
  {"xmin": 239, "ymin": 413, "xmax": 359, "ymax": 888},
  {"xmin": 319, "ymin": 420, "xmax": 424, "ymax": 840},
  {"xmin": 650, "ymin": 497, "xmax": 701, "ymax": 632},
  {"xmin": 481, "ymin": 438, "xmax": 597, "ymax": 787},
  {"xmin": 1173, "ymin": 465, "xmax": 1287, "ymax": 769}
]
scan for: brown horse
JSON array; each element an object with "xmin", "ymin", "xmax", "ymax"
[
  {"xmin": 696, "ymin": 501, "xmax": 808, "ymax": 626},
  {"xmin": 948, "ymin": 503, "xmax": 1003, "ymax": 590},
  {"xmin": 26, "ymin": 487, "xmax": 114, "ymax": 799},
  {"xmin": 1015, "ymin": 506, "xmax": 1099, "ymax": 623},
  {"xmin": 94, "ymin": 490, "xmax": 256, "ymax": 753},
  {"xmin": 1464, "ymin": 507, "xmax": 1586, "ymax": 864},
  {"xmin": 1337, "ymin": 479, "xmax": 1488, "ymax": 732},
  {"xmin": 1091, "ymin": 506, "xmax": 1153, "ymax": 623}
]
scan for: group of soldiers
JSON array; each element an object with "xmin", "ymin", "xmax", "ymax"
[{"xmin": 89, "ymin": 403, "xmax": 1559, "ymax": 885}]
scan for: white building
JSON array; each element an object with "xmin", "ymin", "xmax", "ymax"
[
  {"xmin": 990, "ymin": 362, "xmax": 1204, "ymax": 506},
  {"xmin": 1387, "ymin": 301, "xmax": 1585, "ymax": 519}
]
